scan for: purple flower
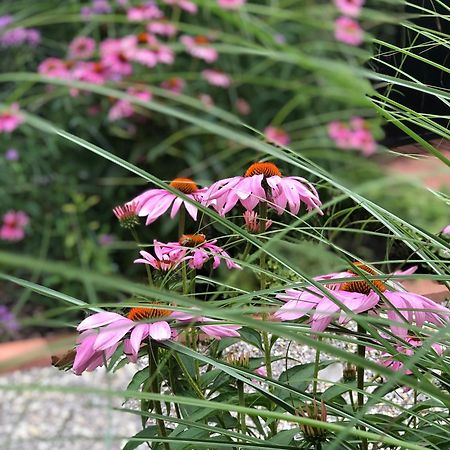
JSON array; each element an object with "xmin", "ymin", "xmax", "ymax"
[
  {"xmin": 0, "ymin": 15, "xmax": 14, "ymax": 29},
  {"xmin": 5, "ymin": 148, "xmax": 19, "ymax": 161},
  {"xmin": 0, "ymin": 305, "xmax": 19, "ymax": 333}
]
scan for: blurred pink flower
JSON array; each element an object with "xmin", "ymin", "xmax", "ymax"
[
  {"xmin": 5, "ymin": 148, "xmax": 19, "ymax": 161},
  {"xmin": 327, "ymin": 121, "xmax": 352, "ymax": 148},
  {"xmin": 38, "ymin": 58, "xmax": 72, "ymax": 79},
  {"xmin": 100, "ymin": 37, "xmax": 135, "ymax": 77},
  {"xmin": 134, "ymin": 33, "xmax": 174, "ymax": 66},
  {"xmin": 130, "ymin": 177, "xmax": 205, "ymax": 225},
  {"xmin": 442, "ymin": 225, "xmax": 450, "ymax": 235},
  {"xmin": 0, "ymin": 104, "xmax": 24, "ymax": 133},
  {"xmin": 0, "ymin": 27, "xmax": 41, "ymax": 47},
  {"xmin": 203, "ymin": 161, "xmax": 323, "ymax": 216},
  {"xmin": 334, "ymin": 0, "xmax": 364, "ymax": 17},
  {"xmin": 264, "ymin": 126, "xmax": 291, "ymax": 146},
  {"xmin": 127, "ymin": 2, "xmax": 163, "ymax": 21},
  {"xmin": 147, "ymin": 20, "xmax": 177, "ymax": 37},
  {"xmin": 379, "ymin": 336, "xmax": 444, "ymax": 374},
  {"xmin": 334, "ymin": 17, "xmax": 363, "ymax": 46},
  {"xmin": 235, "ymin": 98, "xmax": 251, "ymax": 115},
  {"xmin": 254, "ymin": 366, "xmax": 267, "ymax": 377},
  {"xmin": 217, "ymin": 0, "xmax": 246, "ymax": 9},
  {"xmin": 199, "ymin": 94, "xmax": 215, "ymax": 108},
  {"xmin": 180, "ymin": 35, "xmax": 218, "ymax": 63},
  {"xmin": 71, "ymin": 61, "xmax": 109, "ymax": 86},
  {"xmin": 161, "ymin": 77, "xmax": 185, "ymax": 95},
  {"xmin": 108, "ymin": 87, "xmax": 152, "ymax": 121},
  {"xmin": 0, "ymin": 210, "xmax": 29, "ymax": 241},
  {"xmin": 201, "ymin": 69, "xmax": 232, "ymax": 87},
  {"xmin": 68, "ymin": 36, "xmax": 96, "ymax": 60},
  {"xmin": 350, "ymin": 128, "xmax": 376, "ymax": 156},
  {"xmin": 164, "ymin": 0, "xmax": 198, "ymax": 14}
]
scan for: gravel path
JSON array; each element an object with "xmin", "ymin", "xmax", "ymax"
[{"xmin": 0, "ymin": 338, "xmax": 415, "ymax": 450}]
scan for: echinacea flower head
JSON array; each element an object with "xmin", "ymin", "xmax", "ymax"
[
  {"xmin": 328, "ymin": 121, "xmax": 352, "ymax": 149},
  {"xmin": 134, "ymin": 239, "xmax": 186, "ymax": 271},
  {"xmin": 334, "ymin": 0, "xmax": 365, "ymax": 17},
  {"xmin": 127, "ymin": 2, "xmax": 163, "ymax": 21},
  {"xmin": 264, "ymin": 126, "xmax": 291, "ymax": 146},
  {"xmin": 334, "ymin": 16, "xmax": 364, "ymax": 46},
  {"xmin": 218, "ymin": 0, "xmax": 246, "ymax": 9},
  {"xmin": 38, "ymin": 58, "xmax": 72, "ymax": 79},
  {"xmin": 275, "ymin": 262, "xmax": 450, "ymax": 335},
  {"xmin": 164, "ymin": 0, "xmax": 198, "ymax": 14},
  {"xmin": 130, "ymin": 178, "xmax": 205, "ymax": 225},
  {"xmin": 113, "ymin": 202, "xmax": 139, "ymax": 228},
  {"xmin": 147, "ymin": 20, "xmax": 177, "ymax": 37},
  {"xmin": 201, "ymin": 69, "xmax": 232, "ymax": 87},
  {"xmin": 0, "ymin": 210, "xmax": 29, "ymax": 241},
  {"xmin": 299, "ymin": 400, "xmax": 328, "ymax": 443},
  {"xmin": 378, "ymin": 335, "xmax": 444, "ymax": 375},
  {"xmin": 68, "ymin": 36, "xmax": 96, "ymax": 59},
  {"xmin": 203, "ymin": 161, "xmax": 323, "ymax": 217},
  {"xmin": 0, "ymin": 103, "xmax": 23, "ymax": 133},
  {"xmin": 243, "ymin": 210, "xmax": 272, "ymax": 234},
  {"xmin": 180, "ymin": 35, "xmax": 218, "ymax": 63},
  {"xmin": 161, "ymin": 77, "xmax": 185, "ymax": 95}
]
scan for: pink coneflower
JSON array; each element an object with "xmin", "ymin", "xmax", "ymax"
[
  {"xmin": 113, "ymin": 202, "xmax": 139, "ymax": 228},
  {"xmin": 161, "ymin": 77, "xmax": 185, "ymax": 95},
  {"xmin": 38, "ymin": 58, "xmax": 72, "ymax": 79},
  {"xmin": 0, "ymin": 15, "xmax": 14, "ymax": 29},
  {"xmin": 108, "ymin": 87, "xmax": 152, "ymax": 121},
  {"xmin": 70, "ymin": 61, "xmax": 109, "ymax": 86},
  {"xmin": 127, "ymin": 2, "xmax": 163, "ymax": 21},
  {"xmin": 74, "ymin": 304, "xmax": 241, "ymax": 373},
  {"xmin": 0, "ymin": 104, "xmax": 24, "ymax": 133},
  {"xmin": 147, "ymin": 20, "xmax": 177, "ymax": 37},
  {"xmin": 217, "ymin": 0, "xmax": 246, "ymax": 9},
  {"xmin": 100, "ymin": 37, "xmax": 135, "ymax": 77},
  {"xmin": 275, "ymin": 263, "xmax": 450, "ymax": 336},
  {"xmin": 0, "ymin": 27, "xmax": 41, "ymax": 47},
  {"xmin": 201, "ymin": 69, "xmax": 232, "ymax": 87},
  {"xmin": 68, "ymin": 36, "xmax": 96, "ymax": 60},
  {"xmin": 198, "ymin": 94, "xmax": 214, "ymax": 108},
  {"xmin": 130, "ymin": 178, "xmax": 206, "ymax": 225},
  {"xmin": 134, "ymin": 239, "xmax": 186, "ymax": 271},
  {"xmin": 0, "ymin": 210, "xmax": 29, "ymax": 241},
  {"xmin": 134, "ymin": 33, "xmax": 174, "ymax": 66},
  {"xmin": 164, "ymin": 0, "xmax": 198, "ymax": 14},
  {"xmin": 243, "ymin": 210, "xmax": 272, "ymax": 234},
  {"xmin": 327, "ymin": 121, "xmax": 352, "ymax": 149},
  {"xmin": 350, "ymin": 129, "xmax": 376, "ymax": 156},
  {"xmin": 203, "ymin": 161, "xmax": 323, "ymax": 216},
  {"xmin": 378, "ymin": 335, "xmax": 444, "ymax": 374},
  {"xmin": 235, "ymin": 98, "xmax": 251, "ymax": 115},
  {"xmin": 334, "ymin": 0, "xmax": 365, "ymax": 17},
  {"xmin": 334, "ymin": 17, "xmax": 364, "ymax": 46},
  {"xmin": 264, "ymin": 126, "xmax": 291, "ymax": 146},
  {"xmin": 180, "ymin": 35, "xmax": 218, "ymax": 63},
  {"xmin": 442, "ymin": 225, "xmax": 450, "ymax": 235}
]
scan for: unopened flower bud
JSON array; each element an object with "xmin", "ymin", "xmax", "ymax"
[
  {"xmin": 343, "ymin": 363, "xmax": 356, "ymax": 382},
  {"xmin": 243, "ymin": 210, "xmax": 272, "ymax": 234},
  {"xmin": 226, "ymin": 351, "xmax": 250, "ymax": 369},
  {"xmin": 298, "ymin": 399, "xmax": 328, "ymax": 443},
  {"xmin": 113, "ymin": 202, "xmax": 139, "ymax": 229}
]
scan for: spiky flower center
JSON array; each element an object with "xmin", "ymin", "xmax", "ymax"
[
  {"xmin": 226, "ymin": 352, "xmax": 249, "ymax": 368},
  {"xmin": 194, "ymin": 35, "xmax": 209, "ymax": 45},
  {"xmin": 169, "ymin": 177, "xmax": 198, "ymax": 194},
  {"xmin": 178, "ymin": 233, "xmax": 206, "ymax": 247},
  {"xmin": 137, "ymin": 32, "xmax": 149, "ymax": 43},
  {"xmin": 341, "ymin": 262, "xmax": 386, "ymax": 294},
  {"xmin": 244, "ymin": 162, "xmax": 282, "ymax": 178},
  {"xmin": 127, "ymin": 306, "xmax": 171, "ymax": 322},
  {"xmin": 113, "ymin": 203, "xmax": 139, "ymax": 229}
]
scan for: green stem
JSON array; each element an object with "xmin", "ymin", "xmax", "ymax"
[
  {"xmin": 178, "ymin": 205, "xmax": 185, "ymax": 237},
  {"xmin": 357, "ymin": 322, "xmax": 368, "ymax": 450},
  {"xmin": 148, "ymin": 341, "xmax": 171, "ymax": 450},
  {"xmin": 237, "ymin": 380, "xmax": 247, "ymax": 434},
  {"xmin": 312, "ymin": 337, "xmax": 322, "ymax": 398},
  {"xmin": 131, "ymin": 228, "xmax": 153, "ymax": 286}
]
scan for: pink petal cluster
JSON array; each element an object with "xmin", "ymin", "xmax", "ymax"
[
  {"xmin": 264, "ymin": 126, "xmax": 291, "ymax": 146},
  {"xmin": 180, "ymin": 35, "xmax": 218, "ymax": 63},
  {"xmin": 163, "ymin": 0, "xmax": 198, "ymax": 14},
  {"xmin": 217, "ymin": 0, "xmax": 246, "ymax": 9},
  {"xmin": 130, "ymin": 178, "xmax": 206, "ymax": 225},
  {"xmin": 243, "ymin": 210, "xmax": 272, "ymax": 234},
  {"xmin": 328, "ymin": 116, "xmax": 376, "ymax": 156},
  {"xmin": 441, "ymin": 225, "xmax": 450, "ymax": 235},
  {"xmin": 81, "ymin": 0, "xmax": 112, "ymax": 18},
  {"xmin": 68, "ymin": 36, "xmax": 96, "ymax": 60},
  {"xmin": 334, "ymin": 16, "xmax": 363, "ymax": 46},
  {"xmin": 202, "ymin": 69, "xmax": 232, "ymax": 87},
  {"xmin": 0, "ymin": 104, "xmax": 24, "ymax": 133},
  {"xmin": 127, "ymin": 2, "xmax": 163, "ymax": 21},
  {"xmin": 203, "ymin": 162, "xmax": 323, "ymax": 216},
  {"xmin": 379, "ymin": 336, "xmax": 444, "ymax": 374},
  {"xmin": 147, "ymin": 20, "xmax": 177, "ymax": 37},
  {"xmin": 134, "ymin": 240, "xmax": 186, "ymax": 271},
  {"xmin": 108, "ymin": 87, "xmax": 152, "ymax": 121},
  {"xmin": 334, "ymin": 0, "xmax": 364, "ymax": 17},
  {"xmin": 235, "ymin": 98, "xmax": 251, "ymax": 115},
  {"xmin": 0, "ymin": 210, "xmax": 29, "ymax": 241}
]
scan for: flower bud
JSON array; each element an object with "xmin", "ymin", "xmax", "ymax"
[
  {"xmin": 113, "ymin": 202, "xmax": 139, "ymax": 229},
  {"xmin": 298, "ymin": 399, "xmax": 328, "ymax": 443}
]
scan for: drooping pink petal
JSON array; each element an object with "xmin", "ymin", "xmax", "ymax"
[
  {"xmin": 93, "ymin": 319, "xmax": 135, "ymax": 351},
  {"xmin": 77, "ymin": 312, "xmax": 123, "ymax": 331},
  {"xmin": 148, "ymin": 321, "xmax": 172, "ymax": 340}
]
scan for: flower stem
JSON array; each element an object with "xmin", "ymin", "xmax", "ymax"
[
  {"xmin": 357, "ymin": 322, "xmax": 368, "ymax": 450},
  {"xmin": 237, "ymin": 380, "xmax": 247, "ymax": 434},
  {"xmin": 312, "ymin": 337, "xmax": 322, "ymax": 398},
  {"xmin": 148, "ymin": 341, "xmax": 170, "ymax": 450}
]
